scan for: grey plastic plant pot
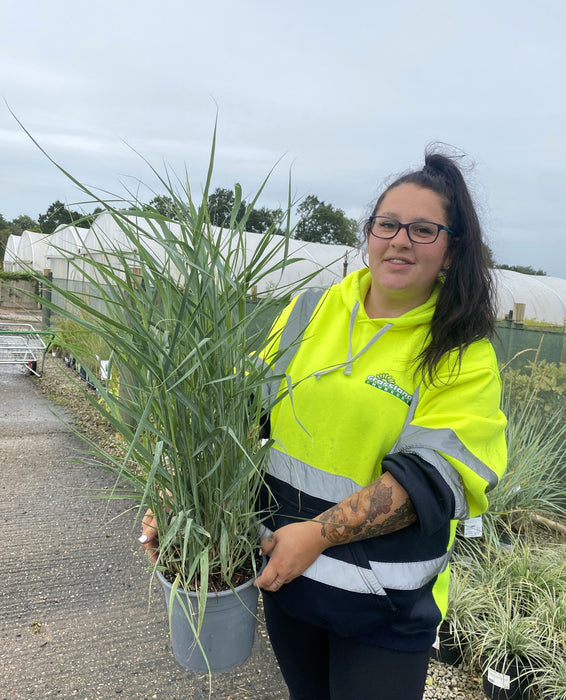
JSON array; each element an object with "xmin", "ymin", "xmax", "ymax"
[{"xmin": 157, "ymin": 570, "xmax": 260, "ymax": 673}]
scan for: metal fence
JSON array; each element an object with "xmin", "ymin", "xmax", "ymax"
[{"xmin": 493, "ymin": 321, "xmax": 566, "ymax": 367}]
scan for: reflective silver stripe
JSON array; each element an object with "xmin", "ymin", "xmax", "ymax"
[
  {"xmin": 252, "ymin": 353, "xmax": 272, "ymax": 376},
  {"xmin": 264, "ymin": 288, "xmax": 326, "ymax": 406},
  {"xmin": 398, "ymin": 447, "xmax": 469, "ymax": 520},
  {"xmin": 369, "ymin": 550, "xmax": 451, "ymax": 590},
  {"xmin": 260, "ymin": 526, "xmax": 386, "ymax": 595},
  {"xmin": 260, "ymin": 525, "xmax": 449, "ymax": 593},
  {"xmin": 404, "ymin": 384, "xmax": 420, "ymax": 425},
  {"xmin": 268, "ymin": 448, "xmax": 362, "ymax": 502},
  {"xmin": 250, "ymin": 354, "xmax": 279, "ymax": 409},
  {"xmin": 393, "ymin": 424, "xmax": 499, "ymax": 491},
  {"xmin": 276, "ymin": 288, "xmax": 326, "ymax": 371}
]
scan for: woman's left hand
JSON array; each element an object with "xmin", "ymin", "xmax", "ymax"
[
  {"xmin": 138, "ymin": 509, "xmax": 160, "ymax": 563},
  {"xmin": 254, "ymin": 521, "xmax": 327, "ymax": 592}
]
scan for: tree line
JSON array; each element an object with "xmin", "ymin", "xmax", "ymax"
[
  {"xmin": 0, "ymin": 192, "xmax": 547, "ymax": 275},
  {"xmin": 150, "ymin": 188, "xmax": 359, "ymax": 247}
]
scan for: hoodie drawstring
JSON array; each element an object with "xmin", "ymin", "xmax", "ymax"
[{"xmin": 314, "ymin": 301, "xmax": 393, "ymax": 379}]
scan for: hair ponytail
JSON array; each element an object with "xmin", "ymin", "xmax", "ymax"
[{"xmin": 366, "ymin": 147, "xmax": 496, "ymax": 384}]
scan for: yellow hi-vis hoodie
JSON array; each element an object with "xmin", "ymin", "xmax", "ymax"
[{"xmin": 260, "ymin": 268, "xmax": 507, "ymax": 652}]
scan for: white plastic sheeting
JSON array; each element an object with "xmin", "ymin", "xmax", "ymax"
[
  {"xmin": 45, "ymin": 225, "xmax": 89, "ymax": 281},
  {"xmin": 12, "ymin": 230, "xmax": 51, "ymax": 272},
  {"xmin": 80, "ymin": 212, "xmax": 360, "ymax": 294},
  {"xmin": 3, "ymin": 234, "xmax": 22, "ymax": 272},
  {"xmin": 494, "ymin": 270, "xmax": 566, "ymax": 324},
  {"xmin": 239, "ymin": 231, "xmax": 359, "ymax": 293},
  {"xmin": 81, "ymin": 211, "xmax": 175, "ymax": 272}
]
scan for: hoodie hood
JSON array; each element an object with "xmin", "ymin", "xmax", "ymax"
[
  {"xmin": 312, "ymin": 269, "xmax": 440, "ymax": 379},
  {"xmin": 340, "ymin": 268, "xmax": 440, "ymax": 329}
]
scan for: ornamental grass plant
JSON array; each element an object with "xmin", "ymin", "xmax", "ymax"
[
  {"xmin": 448, "ymin": 355, "xmax": 566, "ymax": 695},
  {"xmin": 480, "ymin": 360, "xmax": 566, "ymax": 543},
  {"xmin": 448, "ymin": 539, "xmax": 566, "ymax": 697},
  {"xmin": 51, "ymin": 317, "xmax": 111, "ymax": 375},
  {"xmin": 34, "ymin": 129, "xmax": 327, "ymax": 623}
]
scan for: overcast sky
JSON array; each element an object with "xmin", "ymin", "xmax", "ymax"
[{"xmin": 1, "ymin": 0, "xmax": 565, "ymax": 278}]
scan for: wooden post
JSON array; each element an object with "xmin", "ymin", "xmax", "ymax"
[{"xmin": 513, "ymin": 302, "xmax": 525, "ymax": 325}]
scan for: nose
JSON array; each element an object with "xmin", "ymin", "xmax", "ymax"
[{"xmin": 391, "ymin": 224, "xmax": 413, "ymax": 245}]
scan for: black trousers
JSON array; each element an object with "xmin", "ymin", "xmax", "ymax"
[{"xmin": 263, "ymin": 593, "xmax": 430, "ymax": 700}]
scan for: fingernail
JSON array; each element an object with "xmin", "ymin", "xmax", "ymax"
[{"xmin": 138, "ymin": 535, "xmax": 149, "ymax": 544}]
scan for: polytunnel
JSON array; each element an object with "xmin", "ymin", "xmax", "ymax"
[
  {"xmin": 45, "ymin": 225, "xmax": 89, "ymax": 282},
  {"xmin": 82, "ymin": 211, "xmax": 175, "ymax": 272},
  {"xmin": 3, "ymin": 234, "xmax": 22, "ymax": 272},
  {"xmin": 83, "ymin": 211, "xmax": 360, "ymax": 294},
  {"xmin": 6, "ymin": 210, "xmax": 566, "ymax": 326},
  {"xmin": 494, "ymin": 270, "xmax": 566, "ymax": 325},
  {"xmin": 241, "ymin": 232, "xmax": 360, "ymax": 294},
  {"xmin": 13, "ymin": 230, "xmax": 51, "ymax": 272}
]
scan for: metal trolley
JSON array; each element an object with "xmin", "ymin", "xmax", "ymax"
[{"xmin": 0, "ymin": 323, "xmax": 55, "ymax": 376}]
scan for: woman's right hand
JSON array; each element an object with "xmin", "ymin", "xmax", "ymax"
[{"xmin": 138, "ymin": 509, "xmax": 159, "ymax": 563}]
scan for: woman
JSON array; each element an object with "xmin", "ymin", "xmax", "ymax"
[{"xmin": 251, "ymin": 150, "xmax": 507, "ymax": 700}]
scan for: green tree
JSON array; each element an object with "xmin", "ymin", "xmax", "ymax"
[
  {"xmin": 483, "ymin": 242, "xmax": 496, "ymax": 268},
  {"xmin": 38, "ymin": 200, "xmax": 84, "ymax": 234},
  {"xmin": 294, "ymin": 195, "xmax": 359, "ymax": 246},
  {"xmin": 208, "ymin": 187, "xmax": 246, "ymax": 227},
  {"xmin": 245, "ymin": 206, "xmax": 283, "ymax": 234},
  {"xmin": 10, "ymin": 214, "xmax": 41, "ymax": 234},
  {"xmin": 149, "ymin": 195, "xmax": 177, "ymax": 220},
  {"xmin": 206, "ymin": 187, "xmax": 284, "ymax": 234},
  {"xmin": 0, "ymin": 214, "xmax": 10, "ymax": 264}
]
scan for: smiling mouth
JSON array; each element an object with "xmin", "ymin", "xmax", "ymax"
[{"xmin": 385, "ymin": 258, "xmax": 413, "ymax": 265}]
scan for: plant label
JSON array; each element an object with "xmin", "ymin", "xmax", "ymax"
[
  {"xmin": 487, "ymin": 668, "xmax": 511, "ymax": 690},
  {"xmin": 463, "ymin": 515, "xmax": 483, "ymax": 538}
]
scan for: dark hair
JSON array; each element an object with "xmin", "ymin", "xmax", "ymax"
[{"xmin": 363, "ymin": 148, "xmax": 496, "ymax": 383}]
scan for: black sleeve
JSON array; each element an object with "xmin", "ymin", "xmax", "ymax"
[{"xmin": 381, "ymin": 452, "xmax": 456, "ymax": 537}]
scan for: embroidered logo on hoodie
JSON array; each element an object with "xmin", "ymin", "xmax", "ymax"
[{"xmin": 365, "ymin": 373, "xmax": 412, "ymax": 405}]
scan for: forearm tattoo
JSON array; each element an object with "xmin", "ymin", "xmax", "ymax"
[{"xmin": 319, "ymin": 480, "xmax": 417, "ymax": 545}]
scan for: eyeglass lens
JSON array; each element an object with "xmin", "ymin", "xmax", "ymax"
[{"xmin": 371, "ymin": 217, "xmax": 441, "ymax": 243}]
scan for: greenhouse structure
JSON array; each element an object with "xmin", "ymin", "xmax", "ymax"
[
  {"xmin": 44, "ymin": 225, "xmax": 89, "ymax": 282},
  {"xmin": 77, "ymin": 211, "xmax": 359, "ymax": 293},
  {"xmin": 12, "ymin": 230, "xmax": 51, "ymax": 273},
  {"xmin": 3, "ymin": 234, "xmax": 22, "ymax": 272},
  {"xmin": 495, "ymin": 269, "xmax": 566, "ymax": 325},
  {"xmin": 3, "ymin": 217, "xmax": 566, "ymax": 329}
]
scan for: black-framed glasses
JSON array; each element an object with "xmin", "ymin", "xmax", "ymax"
[{"xmin": 368, "ymin": 216, "xmax": 455, "ymax": 244}]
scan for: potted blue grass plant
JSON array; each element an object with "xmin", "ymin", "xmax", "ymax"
[{"xmin": 32, "ymin": 125, "xmax": 328, "ymax": 675}]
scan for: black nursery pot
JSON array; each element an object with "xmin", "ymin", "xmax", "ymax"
[
  {"xmin": 430, "ymin": 621, "xmax": 464, "ymax": 667},
  {"xmin": 482, "ymin": 658, "xmax": 532, "ymax": 700}
]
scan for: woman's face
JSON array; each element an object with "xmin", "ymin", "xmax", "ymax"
[{"xmin": 365, "ymin": 183, "xmax": 452, "ymax": 317}]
